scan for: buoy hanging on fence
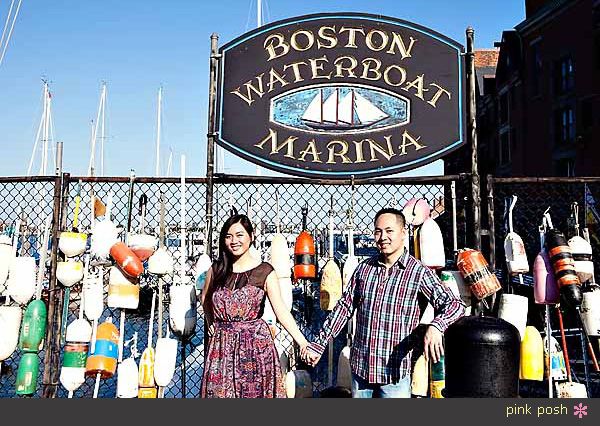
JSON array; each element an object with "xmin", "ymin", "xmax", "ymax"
[
  {"xmin": 169, "ymin": 281, "xmax": 197, "ymax": 340},
  {"xmin": 15, "ymin": 352, "xmax": 40, "ymax": 395},
  {"xmin": 293, "ymin": 204, "xmax": 316, "ymax": 280},
  {"xmin": 59, "ymin": 181, "xmax": 88, "ymax": 258},
  {"xmin": 456, "ymin": 249, "xmax": 501, "ymax": 300},
  {"xmin": 61, "ymin": 298, "xmax": 92, "ymax": 398},
  {"xmin": 503, "ymin": 196, "xmax": 529, "ymax": 277},
  {"xmin": 568, "ymin": 202, "xmax": 594, "ymax": 284},
  {"xmin": 138, "ymin": 291, "xmax": 157, "ymax": 398},
  {"xmin": 419, "ymin": 217, "xmax": 445, "ymax": 269},
  {"xmin": 83, "ymin": 265, "xmax": 104, "ymax": 350},
  {"xmin": 402, "ymin": 198, "xmax": 430, "ymax": 227},
  {"xmin": 91, "ymin": 192, "xmax": 118, "ymax": 259},
  {"xmin": 56, "ymin": 260, "xmax": 84, "ymax": 287},
  {"xmin": 498, "ymin": 294, "xmax": 528, "ymax": 341},
  {"xmin": 285, "ymin": 370, "xmax": 313, "ymax": 398},
  {"xmin": 116, "ymin": 335, "xmax": 139, "ymax": 399},
  {"xmin": 0, "ymin": 302, "xmax": 22, "ymax": 372},
  {"xmin": 533, "ymin": 216, "xmax": 559, "ymax": 305},
  {"xmin": 110, "ymin": 242, "xmax": 144, "ymax": 279},
  {"xmin": 18, "ymin": 299, "xmax": 47, "ymax": 352},
  {"xmin": 581, "ymin": 287, "xmax": 600, "ymax": 336},
  {"xmin": 7, "ymin": 216, "xmax": 36, "ymax": 305},
  {"xmin": 411, "ymin": 354, "xmax": 429, "ymax": 397},
  {"xmin": 543, "ymin": 335, "xmax": 567, "ymax": 381},
  {"xmin": 148, "ymin": 191, "xmax": 174, "ymax": 277},
  {"xmin": 193, "ymin": 254, "xmax": 211, "ymax": 293},
  {"xmin": 544, "ymin": 212, "xmax": 582, "ymax": 307},
  {"xmin": 320, "ymin": 196, "xmax": 342, "ymax": 312},
  {"xmin": 108, "ymin": 266, "xmax": 140, "ymax": 310},
  {"xmin": 86, "ymin": 318, "xmax": 119, "ymax": 398},
  {"xmin": 269, "ymin": 192, "xmax": 293, "ymax": 311},
  {"xmin": 154, "ymin": 328, "xmax": 177, "ymax": 398},
  {"xmin": 440, "ymin": 271, "xmax": 470, "ymax": 314},
  {"xmin": 520, "ymin": 326, "xmax": 544, "ymax": 381},
  {"xmin": 0, "ymin": 233, "xmax": 13, "ymax": 292}
]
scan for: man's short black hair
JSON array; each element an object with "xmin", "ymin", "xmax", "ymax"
[{"xmin": 374, "ymin": 208, "xmax": 406, "ymax": 228}]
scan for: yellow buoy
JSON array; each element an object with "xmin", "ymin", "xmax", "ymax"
[
  {"xmin": 520, "ymin": 326, "xmax": 544, "ymax": 381},
  {"xmin": 411, "ymin": 354, "xmax": 429, "ymax": 397}
]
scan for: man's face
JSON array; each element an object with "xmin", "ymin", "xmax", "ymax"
[{"xmin": 374, "ymin": 213, "xmax": 407, "ymax": 257}]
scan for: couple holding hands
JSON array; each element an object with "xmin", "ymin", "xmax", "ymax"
[{"xmin": 200, "ymin": 208, "xmax": 464, "ymax": 398}]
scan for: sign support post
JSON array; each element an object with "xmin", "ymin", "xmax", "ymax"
[{"xmin": 206, "ymin": 33, "xmax": 220, "ymax": 257}]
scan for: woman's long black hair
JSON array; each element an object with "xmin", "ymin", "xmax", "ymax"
[{"xmin": 204, "ymin": 214, "xmax": 254, "ymax": 316}]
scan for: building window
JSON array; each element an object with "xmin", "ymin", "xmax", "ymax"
[
  {"xmin": 554, "ymin": 56, "xmax": 574, "ymax": 95},
  {"xmin": 499, "ymin": 92, "xmax": 509, "ymax": 124},
  {"xmin": 499, "ymin": 131, "xmax": 511, "ymax": 166},
  {"xmin": 555, "ymin": 158, "xmax": 575, "ymax": 177},
  {"xmin": 530, "ymin": 43, "xmax": 542, "ymax": 96},
  {"xmin": 554, "ymin": 106, "xmax": 575, "ymax": 145}
]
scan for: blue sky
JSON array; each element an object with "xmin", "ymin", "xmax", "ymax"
[{"xmin": 0, "ymin": 0, "xmax": 524, "ymax": 177}]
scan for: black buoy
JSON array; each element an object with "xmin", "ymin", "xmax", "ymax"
[{"xmin": 445, "ymin": 316, "xmax": 520, "ymax": 397}]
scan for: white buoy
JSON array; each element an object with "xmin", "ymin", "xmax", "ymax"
[
  {"xmin": 402, "ymin": 198, "xmax": 430, "ymax": 226},
  {"xmin": 498, "ymin": 294, "xmax": 529, "ymax": 340},
  {"xmin": 419, "ymin": 217, "xmax": 445, "ymax": 269},
  {"xmin": 0, "ymin": 234, "xmax": 13, "ymax": 292},
  {"xmin": 117, "ymin": 332, "xmax": 139, "ymax": 399},
  {"xmin": 285, "ymin": 370, "xmax": 313, "ymax": 398},
  {"xmin": 56, "ymin": 260, "xmax": 84, "ymax": 287},
  {"xmin": 581, "ymin": 289, "xmax": 600, "ymax": 336},
  {"xmin": 504, "ymin": 196, "xmax": 529, "ymax": 276},
  {"xmin": 193, "ymin": 253, "xmax": 212, "ymax": 294},
  {"xmin": 0, "ymin": 300, "xmax": 22, "ymax": 371},
  {"xmin": 91, "ymin": 193, "xmax": 118, "ymax": 259},
  {"xmin": 169, "ymin": 281, "xmax": 197, "ymax": 340},
  {"xmin": 154, "ymin": 329, "xmax": 178, "ymax": 397}
]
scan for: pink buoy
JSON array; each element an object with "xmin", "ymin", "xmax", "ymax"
[{"xmin": 402, "ymin": 198, "xmax": 430, "ymax": 226}]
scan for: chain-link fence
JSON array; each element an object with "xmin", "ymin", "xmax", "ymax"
[
  {"xmin": 487, "ymin": 177, "xmax": 600, "ymax": 396},
  {"xmin": 1, "ymin": 173, "xmax": 470, "ymax": 398}
]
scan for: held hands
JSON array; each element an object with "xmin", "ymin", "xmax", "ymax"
[
  {"xmin": 300, "ymin": 343, "xmax": 321, "ymax": 367},
  {"xmin": 423, "ymin": 325, "xmax": 444, "ymax": 364}
]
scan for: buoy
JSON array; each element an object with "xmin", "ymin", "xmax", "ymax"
[
  {"xmin": 154, "ymin": 332, "xmax": 177, "ymax": 397},
  {"xmin": 82, "ymin": 266, "xmax": 104, "ymax": 349},
  {"xmin": 430, "ymin": 355, "xmax": 445, "ymax": 398},
  {"xmin": 86, "ymin": 318, "xmax": 119, "ymax": 398},
  {"xmin": 15, "ymin": 352, "xmax": 40, "ymax": 395},
  {"xmin": 61, "ymin": 299, "xmax": 91, "ymax": 398},
  {"xmin": 320, "ymin": 197, "xmax": 342, "ymax": 311},
  {"xmin": 456, "ymin": 249, "xmax": 501, "ymax": 300},
  {"xmin": 91, "ymin": 192, "xmax": 118, "ymax": 259},
  {"xmin": 581, "ymin": 288, "xmax": 600, "ymax": 336},
  {"xmin": 169, "ymin": 282, "xmax": 197, "ymax": 340},
  {"xmin": 110, "ymin": 242, "xmax": 144, "ymax": 279},
  {"xmin": 402, "ymin": 198, "xmax": 430, "ymax": 226},
  {"xmin": 7, "ymin": 218, "xmax": 36, "ymax": 305},
  {"xmin": 411, "ymin": 354, "xmax": 429, "ymax": 397},
  {"xmin": 0, "ymin": 233, "xmax": 13, "ymax": 292},
  {"xmin": 440, "ymin": 271, "xmax": 470, "ymax": 313},
  {"xmin": 419, "ymin": 217, "xmax": 445, "ymax": 269},
  {"xmin": 336, "ymin": 345, "xmax": 351, "ymax": 390},
  {"xmin": 568, "ymin": 202, "xmax": 594, "ymax": 284},
  {"xmin": 556, "ymin": 382, "xmax": 588, "ymax": 398},
  {"xmin": 56, "ymin": 260, "xmax": 84, "ymax": 287},
  {"xmin": 293, "ymin": 204, "xmax": 316, "ymax": 280},
  {"xmin": 129, "ymin": 194, "xmax": 158, "ymax": 262},
  {"xmin": 148, "ymin": 191, "xmax": 173, "ymax": 278},
  {"xmin": 543, "ymin": 335, "xmax": 567, "ymax": 381},
  {"xmin": 533, "ymin": 251, "xmax": 560, "ymax": 304},
  {"xmin": 498, "ymin": 294, "xmax": 528, "ymax": 340},
  {"xmin": 520, "ymin": 326, "xmax": 544, "ymax": 381},
  {"xmin": 18, "ymin": 299, "xmax": 47, "ymax": 352},
  {"xmin": 117, "ymin": 331, "xmax": 139, "ymax": 398},
  {"xmin": 0, "ymin": 303, "xmax": 22, "ymax": 371},
  {"xmin": 58, "ymin": 181, "xmax": 88, "ymax": 258},
  {"xmin": 285, "ymin": 370, "xmax": 313, "ymax": 398},
  {"xmin": 107, "ymin": 266, "xmax": 140, "ymax": 310},
  {"xmin": 270, "ymin": 234, "xmax": 291, "ymax": 275},
  {"xmin": 192, "ymin": 253, "xmax": 211, "ymax": 293},
  {"xmin": 138, "ymin": 292, "xmax": 157, "ymax": 396},
  {"xmin": 504, "ymin": 196, "xmax": 529, "ymax": 276}
]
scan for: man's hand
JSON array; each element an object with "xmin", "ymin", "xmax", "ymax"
[
  {"xmin": 300, "ymin": 346, "xmax": 321, "ymax": 367},
  {"xmin": 423, "ymin": 325, "xmax": 444, "ymax": 363}
]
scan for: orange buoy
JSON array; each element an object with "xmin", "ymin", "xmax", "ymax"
[
  {"xmin": 456, "ymin": 249, "xmax": 501, "ymax": 300},
  {"xmin": 110, "ymin": 242, "xmax": 144, "ymax": 279},
  {"xmin": 86, "ymin": 320, "xmax": 119, "ymax": 379},
  {"xmin": 545, "ymin": 229, "xmax": 582, "ymax": 306},
  {"xmin": 294, "ymin": 205, "xmax": 316, "ymax": 280}
]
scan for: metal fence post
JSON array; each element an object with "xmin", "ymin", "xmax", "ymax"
[
  {"xmin": 487, "ymin": 175, "xmax": 496, "ymax": 271},
  {"xmin": 206, "ymin": 33, "xmax": 220, "ymax": 258}
]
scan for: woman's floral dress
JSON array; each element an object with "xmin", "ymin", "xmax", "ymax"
[{"xmin": 201, "ymin": 262, "xmax": 286, "ymax": 398}]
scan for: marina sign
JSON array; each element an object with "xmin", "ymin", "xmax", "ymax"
[{"xmin": 215, "ymin": 13, "xmax": 465, "ymax": 178}]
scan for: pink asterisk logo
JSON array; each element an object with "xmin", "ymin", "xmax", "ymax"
[{"xmin": 574, "ymin": 403, "xmax": 588, "ymax": 419}]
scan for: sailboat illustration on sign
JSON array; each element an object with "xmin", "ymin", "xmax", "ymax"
[{"xmin": 301, "ymin": 88, "xmax": 389, "ymax": 130}]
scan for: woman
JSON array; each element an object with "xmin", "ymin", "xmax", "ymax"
[{"xmin": 200, "ymin": 214, "xmax": 309, "ymax": 398}]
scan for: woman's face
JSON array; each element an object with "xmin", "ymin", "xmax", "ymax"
[{"xmin": 224, "ymin": 222, "xmax": 252, "ymax": 257}]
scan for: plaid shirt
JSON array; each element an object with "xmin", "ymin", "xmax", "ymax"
[{"xmin": 308, "ymin": 249, "xmax": 465, "ymax": 384}]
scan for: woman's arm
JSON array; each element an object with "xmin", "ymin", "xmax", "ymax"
[{"xmin": 265, "ymin": 271, "xmax": 308, "ymax": 349}]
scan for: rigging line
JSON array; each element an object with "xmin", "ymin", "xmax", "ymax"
[
  {"xmin": 0, "ymin": 0, "xmax": 16, "ymax": 51},
  {"xmin": 0, "ymin": 0, "xmax": 23, "ymax": 67},
  {"xmin": 244, "ymin": 0, "xmax": 254, "ymax": 32}
]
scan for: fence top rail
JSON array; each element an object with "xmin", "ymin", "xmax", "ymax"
[
  {"xmin": 488, "ymin": 176, "xmax": 600, "ymax": 184},
  {"xmin": 0, "ymin": 176, "xmax": 58, "ymax": 183}
]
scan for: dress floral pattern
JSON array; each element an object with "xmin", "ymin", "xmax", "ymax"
[{"xmin": 201, "ymin": 262, "xmax": 286, "ymax": 398}]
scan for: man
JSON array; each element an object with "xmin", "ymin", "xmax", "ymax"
[{"xmin": 301, "ymin": 208, "xmax": 465, "ymax": 398}]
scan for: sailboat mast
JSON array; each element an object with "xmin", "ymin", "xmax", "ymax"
[
  {"xmin": 351, "ymin": 89, "xmax": 355, "ymax": 125},
  {"xmin": 41, "ymin": 82, "xmax": 51, "ymax": 175},
  {"xmin": 155, "ymin": 86, "xmax": 162, "ymax": 176},
  {"xmin": 335, "ymin": 88, "xmax": 339, "ymax": 125},
  {"xmin": 100, "ymin": 83, "xmax": 107, "ymax": 176}
]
